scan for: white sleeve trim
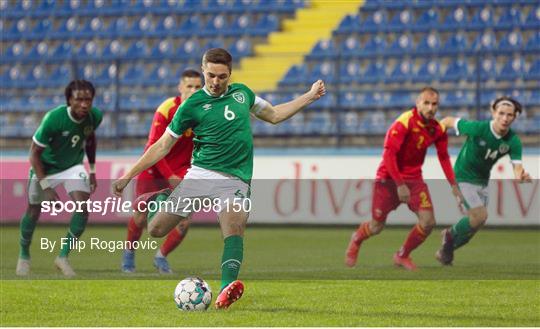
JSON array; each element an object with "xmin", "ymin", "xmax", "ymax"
[
  {"xmin": 250, "ymin": 96, "xmax": 271, "ymax": 115},
  {"xmin": 165, "ymin": 127, "xmax": 181, "ymax": 139},
  {"xmin": 32, "ymin": 135, "xmax": 47, "ymax": 148},
  {"xmin": 454, "ymin": 118, "xmax": 462, "ymax": 136},
  {"xmin": 511, "ymin": 159, "xmax": 522, "ymax": 164}
]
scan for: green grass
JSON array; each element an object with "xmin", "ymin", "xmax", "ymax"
[{"xmin": 1, "ymin": 226, "xmax": 539, "ymax": 326}]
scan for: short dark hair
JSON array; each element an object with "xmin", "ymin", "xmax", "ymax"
[
  {"xmin": 202, "ymin": 48, "xmax": 233, "ymax": 72},
  {"xmin": 419, "ymin": 86, "xmax": 439, "ymax": 96},
  {"xmin": 65, "ymin": 79, "xmax": 95, "ymax": 105},
  {"xmin": 492, "ymin": 96, "xmax": 522, "ymax": 115},
  {"xmin": 181, "ymin": 69, "xmax": 202, "ymax": 79}
]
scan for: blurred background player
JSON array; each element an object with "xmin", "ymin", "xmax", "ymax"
[
  {"xmin": 112, "ymin": 48, "xmax": 326, "ymax": 309},
  {"xmin": 345, "ymin": 87, "xmax": 462, "ymax": 271},
  {"xmin": 16, "ymin": 80, "xmax": 102, "ymax": 277},
  {"xmin": 436, "ymin": 96, "xmax": 532, "ymax": 265},
  {"xmin": 122, "ymin": 69, "xmax": 202, "ymax": 274}
]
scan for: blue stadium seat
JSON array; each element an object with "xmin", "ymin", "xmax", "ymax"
[
  {"xmin": 387, "ymin": 9, "xmax": 414, "ymax": 31},
  {"xmin": 101, "ymin": 40, "xmax": 125, "ymax": 59},
  {"xmin": 55, "ymin": 17, "xmax": 80, "ymax": 39},
  {"xmin": 480, "ymin": 90, "xmax": 497, "ymax": 106},
  {"xmin": 340, "ymin": 36, "xmax": 362, "ymax": 58},
  {"xmin": 150, "ymin": 40, "xmax": 173, "ymax": 59},
  {"xmin": 524, "ymin": 58, "xmax": 540, "ymax": 81},
  {"xmin": 176, "ymin": 39, "xmax": 202, "ymax": 60},
  {"xmin": 496, "ymin": 7, "xmax": 523, "ymax": 30},
  {"xmin": 413, "ymin": 59, "xmax": 441, "ymax": 83},
  {"xmin": 0, "ymin": 66, "xmax": 22, "ymax": 88},
  {"xmin": 445, "ymin": 90, "xmax": 474, "ymax": 107},
  {"xmin": 30, "ymin": 18, "xmax": 53, "ymax": 39},
  {"xmin": 23, "ymin": 64, "xmax": 48, "ymax": 88},
  {"xmin": 3, "ymin": 42, "xmax": 26, "ymax": 61},
  {"xmin": 387, "ymin": 34, "xmax": 413, "ymax": 55},
  {"xmin": 441, "ymin": 7, "xmax": 468, "ymax": 30},
  {"xmin": 310, "ymin": 92, "xmax": 336, "ymax": 109},
  {"xmin": 415, "ymin": 32, "xmax": 441, "ymax": 54},
  {"xmin": 152, "ymin": 16, "xmax": 178, "ymax": 37},
  {"xmin": 472, "ymin": 31, "xmax": 497, "ymax": 51},
  {"xmin": 388, "ymin": 60, "xmax": 413, "ymax": 83},
  {"xmin": 230, "ymin": 14, "xmax": 253, "ymax": 32},
  {"xmin": 498, "ymin": 30, "xmax": 524, "ymax": 52},
  {"xmin": 252, "ymin": 14, "xmax": 279, "ymax": 36},
  {"xmin": 229, "ymin": 38, "xmax": 253, "ymax": 58},
  {"xmin": 35, "ymin": 0, "xmax": 56, "ymax": 16},
  {"xmin": 359, "ymin": 61, "xmax": 385, "ymax": 83},
  {"xmin": 307, "ymin": 39, "xmax": 337, "ymax": 59},
  {"xmin": 5, "ymin": 18, "xmax": 31, "ymax": 40},
  {"xmin": 131, "ymin": 16, "xmax": 155, "ymax": 37},
  {"xmin": 110, "ymin": 16, "xmax": 131, "ymax": 37},
  {"xmin": 468, "ymin": 6, "xmax": 494, "ymax": 30},
  {"xmin": 525, "ymin": 31, "xmax": 540, "ymax": 52},
  {"xmin": 122, "ymin": 64, "xmax": 146, "ymax": 86},
  {"xmin": 361, "ymin": 9, "xmax": 388, "ymax": 32},
  {"xmin": 442, "ymin": 32, "xmax": 468, "ymax": 54},
  {"xmin": 338, "ymin": 91, "xmax": 362, "ymax": 108},
  {"xmin": 203, "ymin": 39, "xmax": 226, "ymax": 52},
  {"xmin": 305, "ymin": 112, "xmax": 335, "ymax": 135},
  {"xmin": 524, "ymin": 5, "xmax": 539, "ymax": 29},
  {"xmin": 79, "ymin": 17, "xmax": 105, "ymax": 38},
  {"xmin": 78, "ymin": 64, "xmax": 100, "ymax": 82},
  {"xmin": 202, "ymin": 14, "xmax": 229, "ymax": 37},
  {"xmin": 94, "ymin": 64, "xmax": 118, "ymax": 86},
  {"xmin": 26, "ymin": 42, "xmax": 49, "ymax": 61},
  {"xmin": 147, "ymin": 64, "xmax": 174, "ymax": 85},
  {"xmin": 475, "ymin": 57, "xmax": 497, "ymax": 80},
  {"xmin": 280, "ymin": 64, "xmax": 308, "ymax": 86},
  {"xmin": 441, "ymin": 58, "xmax": 469, "ymax": 82},
  {"xmin": 50, "ymin": 42, "xmax": 74, "ymax": 60},
  {"xmin": 363, "ymin": 35, "xmax": 387, "ymax": 56},
  {"xmin": 339, "ymin": 111, "xmax": 360, "ymax": 135},
  {"xmin": 339, "ymin": 62, "xmax": 362, "ymax": 84},
  {"xmin": 125, "ymin": 40, "xmax": 149, "ymax": 59},
  {"xmin": 336, "ymin": 14, "xmax": 360, "ymax": 34},
  {"xmin": 387, "ymin": 92, "xmax": 410, "ymax": 107},
  {"xmin": 76, "ymin": 40, "xmax": 101, "ymax": 59},
  {"xmin": 413, "ymin": 8, "xmax": 439, "ymax": 31},
  {"xmin": 178, "ymin": 15, "xmax": 203, "ymax": 35}
]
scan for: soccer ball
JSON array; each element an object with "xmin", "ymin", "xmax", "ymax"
[{"xmin": 174, "ymin": 277, "xmax": 212, "ymax": 311}]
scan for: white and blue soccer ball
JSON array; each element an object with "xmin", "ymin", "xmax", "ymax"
[{"xmin": 174, "ymin": 277, "xmax": 212, "ymax": 311}]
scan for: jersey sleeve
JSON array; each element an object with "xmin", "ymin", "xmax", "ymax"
[
  {"xmin": 382, "ymin": 120, "xmax": 408, "ymax": 185},
  {"xmin": 455, "ymin": 119, "xmax": 483, "ymax": 137},
  {"xmin": 435, "ymin": 132, "xmax": 457, "ymax": 185},
  {"xmin": 167, "ymin": 101, "xmax": 195, "ymax": 138},
  {"xmin": 509, "ymin": 135, "xmax": 523, "ymax": 164},
  {"xmin": 90, "ymin": 107, "xmax": 103, "ymax": 129},
  {"xmin": 32, "ymin": 112, "xmax": 56, "ymax": 148},
  {"xmin": 149, "ymin": 110, "xmax": 175, "ymax": 178}
]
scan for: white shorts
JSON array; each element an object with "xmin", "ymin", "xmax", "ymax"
[
  {"xmin": 459, "ymin": 182, "xmax": 489, "ymax": 209},
  {"xmin": 166, "ymin": 165, "xmax": 250, "ymax": 218},
  {"xmin": 28, "ymin": 164, "xmax": 90, "ymax": 205}
]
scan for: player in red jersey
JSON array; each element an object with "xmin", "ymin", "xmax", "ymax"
[
  {"xmin": 122, "ymin": 69, "xmax": 202, "ymax": 274},
  {"xmin": 345, "ymin": 87, "xmax": 463, "ymax": 270}
]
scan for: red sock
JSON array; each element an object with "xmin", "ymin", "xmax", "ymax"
[
  {"xmin": 353, "ymin": 222, "xmax": 372, "ymax": 245},
  {"xmin": 160, "ymin": 227, "xmax": 187, "ymax": 257},
  {"xmin": 398, "ymin": 224, "xmax": 428, "ymax": 258},
  {"xmin": 126, "ymin": 217, "xmax": 144, "ymax": 250}
]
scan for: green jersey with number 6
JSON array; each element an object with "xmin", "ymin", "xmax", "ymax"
[
  {"xmin": 32, "ymin": 105, "xmax": 103, "ymax": 175},
  {"xmin": 167, "ymin": 83, "xmax": 260, "ymax": 182},
  {"xmin": 454, "ymin": 119, "xmax": 522, "ymax": 186}
]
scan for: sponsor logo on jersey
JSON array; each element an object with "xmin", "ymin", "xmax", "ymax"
[
  {"xmin": 203, "ymin": 104, "xmax": 212, "ymax": 111},
  {"xmin": 232, "ymin": 92, "xmax": 245, "ymax": 104},
  {"xmin": 479, "ymin": 139, "xmax": 486, "ymax": 146},
  {"xmin": 62, "ymin": 131, "xmax": 70, "ymax": 136},
  {"xmin": 499, "ymin": 143, "xmax": 510, "ymax": 154}
]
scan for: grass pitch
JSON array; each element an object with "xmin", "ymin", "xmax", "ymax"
[{"xmin": 1, "ymin": 225, "xmax": 539, "ymax": 326}]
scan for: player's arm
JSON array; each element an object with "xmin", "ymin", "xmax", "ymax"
[
  {"xmin": 439, "ymin": 116, "xmax": 457, "ymax": 130},
  {"xmin": 85, "ymin": 132, "xmax": 97, "ymax": 193},
  {"xmin": 29, "ymin": 142, "xmax": 59, "ymax": 201},
  {"xmin": 381, "ymin": 122, "xmax": 409, "ymax": 202},
  {"xmin": 509, "ymin": 137, "xmax": 531, "ymax": 183},
  {"xmin": 513, "ymin": 163, "xmax": 532, "ymax": 183},
  {"xmin": 435, "ymin": 132, "xmax": 463, "ymax": 205},
  {"xmin": 254, "ymin": 80, "xmax": 326, "ymax": 124},
  {"xmin": 112, "ymin": 133, "xmax": 177, "ymax": 196},
  {"xmin": 147, "ymin": 110, "xmax": 178, "ymax": 186}
]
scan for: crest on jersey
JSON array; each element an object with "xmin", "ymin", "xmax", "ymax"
[
  {"xmin": 499, "ymin": 143, "xmax": 509, "ymax": 154},
  {"xmin": 233, "ymin": 92, "xmax": 245, "ymax": 104},
  {"xmin": 479, "ymin": 139, "xmax": 486, "ymax": 146},
  {"xmin": 83, "ymin": 126, "xmax": 93, "ymax": 136},
  {"xmin": 203, "ymin": 104, "xmax": 212, "ymax": 111}
]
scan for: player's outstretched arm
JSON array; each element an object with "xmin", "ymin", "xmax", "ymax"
[
  {"xmin": 29, "ymin": 142, "xmax": 59, "ymax": 201},
  {"xmin": 85, "ymin": 132, "xmax": 97, "ymax": 193},
  {"xmin": 440, "ymin": 116, "xmax": 457, "ymax": 130},
  {"xmin": 255, "ymin": 80, "xmax": 326, "ymax": 124},
  {"xmin": 513, "ymin": 164, "xmax": 532, "ymax": 183},
  {"xmin": 112, "ymin": 133, "xmax": 177, "ymax": 196}
]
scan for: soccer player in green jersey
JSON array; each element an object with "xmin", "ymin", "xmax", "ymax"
[
  {"xmin": 112, "ymin": 48, "xmax": 326, "ymax": 309},
  {"xmin": 16, "ymin": 80, "xmax": 103, "ymax": 277},
  {"xmin": 436, "ymin": 96, "xmax": 532, "ymax": 265}
]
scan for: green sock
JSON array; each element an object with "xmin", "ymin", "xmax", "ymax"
[
  {"xmin": 59, "ymin": 212, "xmax": 88, "ymax": 258},
  {"xmin": 450, "ymin": 217, "xmax": 476, "ymax": 249},
  {"xmin": 220, "ymin": 235, "xmax": 243, "ymax": 291},
  {"xmin": 19, "ymin": 212, "xmax": 38, "ymax": 260},
  {"xmin": 147, "ymin": 193, "xmax": 169, "ymax": 225}
]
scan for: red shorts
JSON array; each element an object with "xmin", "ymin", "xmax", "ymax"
[
  {"xmin": 371, "ymin": 179, "xmax": 433, "ymax": 222},
  {"xmin": 135, "ymin": 166, "xmax": 189, "ymax": 196}
]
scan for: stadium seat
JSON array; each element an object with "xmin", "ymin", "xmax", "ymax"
[
  {"xmin": 496, "ymin": 7, "xmax": 523, "ymax": 30},
  {"xmin": 340, "ymin": 36, "xmax": 362, "ymax": 58},
  {"xmin": 252, "ymin": 14, "xmax": 279, "ymax": 36},
  {"xmin": 50, "ymin": 42, "xmax": 74, "ymax": 60},
  {"xmin": 339, "ymin": 111, "xmax": 360, "ymax": 135},
  {"xmin": 147, "ymin": 64, "xmax": 174, "ymax": 86},
  {"xmin": 305, "ymin": 112, "xmax": 335, "ymax": 135},
  {"xmin": 131, "ymin": 16, "xmax": 155, "ymax": 37},
  {"xmin": 79, "ymin": 17, "xmax": 105, "ymax": 38},
  {"xmin": 101, "ymin": 40, "xmax": 125, "ymax": 59},
  {"xmin": 55, "ymin": 17, "xmax": 80, "ymax": 39},
  {"xmin": 336, "ymin": 14, "xmax": 360, "ymax": 34},
  {"xmin": 121, "ymin": 64, "xmax": 146, "ymax": 86},
  {"xmin": 49, "ymin": 65, "xmax": 72, "ymax": 86},
  {"xmin": 445, "ymin": 90, "xmax": 474, "ymax": 107},
  {"xmin": 307, "ymin": 39, "xmax": 338, "ymax": 59},
  {"xmin": 441, "ymin": 7, "xmax": 468, "ymax": 30},
  {"xmin": 363, "ymin": 35, "xmax": 387, "ymax": 56},
  {"xmin": 280, "ymin": 64, "xmax": 308, "ymax": 86},
  {"xmin": 524, "ymin": 5, "xmax": 540, "ymax": 29},
  {"xmin": 110, "ymin": 16, "xmax": 131, "ymax": 37},
  {"xmin": 468, "ymin": 6, "xmax": 494, "ymax": 29},
  {"xmin": 176, "ymin": 39, "xmax": 202, "ymax": 60},
  {"xmin": 6, "ymin": 18, "xmax": 30, "ymax": 40},
  {"xmin": 202, "ymin": 14, "xmax": 229, "ymax": 37},
  {"xmin": 387, "ymin": 9, "xmax": 413, "ymax": 32},
  {"xmin": 413, "ymin": 8, "xmax": 439, "ymax": 31},
  {"xmin": 441, "ymin": 58, "xmax": 469, "ymax": 82},
  {"xmin": 360, "ymin": 9, "xmax": 388, "ymax": 32},
  {"xmin": 359, "ymin": 61, "xmax": 386, "ymax": 83},
  {"xmin": 388, "ymin": 60, "xmax": 413, "ymax": 83},
  {"xmin": 35, "ymin": 0, "xmax": 56, "ymax": 17},
  {"xmin": 524, "ymin": 31, "xmax": 540, "ymax": 52},
  {"xmin": 524, "ymin": 58, "xmax": 540, "ymax": 81},
  {"xmin": 229, "ymin": 38, "xmax": 253, "ymax": 58},
  {"xmin": 475, "ymin": 57, "xmax": 497, "ymax": 80},
  {"xmin": 230, "ymin": 14, "xmax": 253, "ymax": 32},
  {"xmin": 150, "ymin": 40, "xmax": 173, "ymax": 59},
  {"xmin": 203, "ymin": 39, "xmax": 226, "ymax": 52},
  {"xmin": 3, "ymin": 42, "xmax": 26, "ymax": 61},
  {"xmin": 442, "ymin": 32, "xmax": 468, "ymax": 54},
  {"xmin": 30, "ymin": 18, "xmax": 53, "ymax": 39},
  {"xmin": 125, "ymin": 40, "xmax": 149, "ymax": 59},
  {"xmin": 338, "ymin": 91, "xmax": 361, "ymax": 108},
  {"xmin": 498, "ymin": 30, "xmax": 524, "ymax": 52},
  {"xmin": 387, "ymin": 34, "xmax": 413, "ymax": 55},
  {"xmin": 178, "ymin": 15, "xmax": 203, "ymax": 35},
  {"xmin": 26, "ymin": 42, "xmax": 49, "ymax": 61},
  {"xmin": 413, "ymin": 59, "xmax": 441, "ymax": 83},
  {"xmin": 339, "ymin": 62, "xmax": 362, "ymax": 84},
  {"xmin": 152, "ymin": 16, "xmax": 178, "ymax": 37},
  {"xmin": 480, "ymin": 90, "xmax": 497, "ymax": 106},
  {"xmin": 472, "ymin": 31, "xmax": 497, "ymax": 51},
  {"xmin": 415, "ymin": 32, "xmax": 441, "ymax": 54}
]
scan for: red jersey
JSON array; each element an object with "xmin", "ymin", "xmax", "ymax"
[
  {"xmin": 376, "ymin": 107, "xmax": 456, "ymax": 185},
  {"xmin": 142, "ymin": 96, "xmax": 193, "ymax": 179}
]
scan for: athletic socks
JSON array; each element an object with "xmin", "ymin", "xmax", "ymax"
[
  {"xmin": 398, "ymin": 224, "xmax": 428, "ymax": 258},
  {"xmin": 450, "ymin": 217, "xmax": 476, "ymax": 249},
  {"xmin": 220, "ymin": 235, "xmax": 243, "ymax": 291},
  {"xmin": 159, "ymin": 226, "xmax": 187, "ymax": 257},
  {"xmin": 126, "ymin": 217, "xmax": 144, "ymax": 250},
  {"xmin": 19, "ymin": 212, "xmax": 38, "ymax": 260},
  {"xmin": 353, "ymin": 222, "xmax": 372, "ymax": 246},
  {"xmin": 59, "ymin": 212, "xmax": 88, "ymax": 258}
]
